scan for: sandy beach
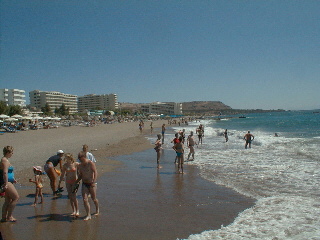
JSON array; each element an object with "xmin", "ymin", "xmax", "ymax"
[{"xmin": 0, "ymin": 120, "xmax": 254, "ymax": 240}]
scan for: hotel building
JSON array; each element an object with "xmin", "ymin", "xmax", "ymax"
[
  {"xmin": 29, "ymin": 90, "xmax": 78, "ymax": 114},
  {"xmin": 141, "ymin": 102, "xmax": 183, "ymax": 115},
  {"xmin": 78, "ymin": 94, "xmax": 118, "ymax": 113},
  {"xmin": 0, "ymin": 88, "xmax": 26, "ymax": 107}
]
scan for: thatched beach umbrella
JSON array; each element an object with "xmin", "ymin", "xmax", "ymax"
[
  {"xmin": 5, "ymin": 118, "xmax": 18, "ymax": 122},
  {"xmin": 12, "ymin": 114, "xmax": 23, "ymax": 119},
  {"xmin": 0, "ymin": 114, "xmax": 9, "ymax": 119}
]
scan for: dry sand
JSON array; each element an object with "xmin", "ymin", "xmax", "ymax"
[
  {"xmin": 1, "ymin": 120, "xmax": 163, "ymax": 180},
  {"xmin": 0, "ymin": 120, "xmax": 254, "ymax": 240}
]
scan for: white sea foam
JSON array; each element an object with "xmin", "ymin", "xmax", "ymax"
[{"xmin": 170, "ymin": 119, "xmax": 320, "ymax": 239}]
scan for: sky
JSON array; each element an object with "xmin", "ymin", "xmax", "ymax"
[{"xmin": 1, "ymin": 0, "xmax": 319, "ymax": 110}]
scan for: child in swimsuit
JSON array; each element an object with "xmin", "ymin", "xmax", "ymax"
[
  {"xmin": 29, "ymin": 166, "xmax": 44, "ymax": 206},
  {"xmin": 58, "ymin": 153, "xmax": 80, "ymax": 217}
]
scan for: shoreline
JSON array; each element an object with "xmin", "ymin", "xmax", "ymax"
[{"xmin": 0, "ymin": 120, "xmax": 255, "ymax": 239}]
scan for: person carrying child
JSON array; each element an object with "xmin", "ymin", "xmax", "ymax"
[{"xmin": 29, "ymin": 166, "xmax": 44, "ymax": 206}]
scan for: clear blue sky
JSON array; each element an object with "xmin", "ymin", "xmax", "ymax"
[{"xmin": 1, "ymin": 0, "xmax": 319, "ymax": 110}]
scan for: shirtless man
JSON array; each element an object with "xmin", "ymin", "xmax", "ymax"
[
  {"xmin": 244, "ymin": 131, "xmax": 254, "ymax": 149},
  {"xmin": 187, "ymin": 131, "xmax": 197, "ymax": 161},
  {"xmin": 75, "ymin": 151, "xmax": 99, "ymax": 220}
]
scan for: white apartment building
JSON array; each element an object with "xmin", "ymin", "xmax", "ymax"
[
  {"xmin": 141, "ymin": 102, "xmax": 183, "ymax": 116},
  {"xmin": 29, "ymin": 90, "xmax": 78, "ymax": 114},
  {"xmin": 0, "ymin": 88, "xmax": 26, "ymax": 106},
  {"xmin": 78, "ymin": 94, "xmax": 118, "ymax": 113}
]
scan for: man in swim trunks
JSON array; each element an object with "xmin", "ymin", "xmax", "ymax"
[
  {"xmin": 75, "ymin": 151, "xmax": 99, "ymax": 220},
  {"xmin": 187, "ymin": 131, "xmax": 197, "ymax": 161},
  {"xmin": 244, "ymin": 131, "xmax": 254, "ymax": 149}
]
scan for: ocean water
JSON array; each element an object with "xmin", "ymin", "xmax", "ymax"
[{"xmin": 166, "ymin": 111, "xmax": 320, "ymax": 240}]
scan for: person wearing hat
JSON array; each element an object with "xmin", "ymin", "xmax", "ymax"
[
  {"xmin": 29, "ymin": 166, "xmax": 44, "ymax": 206},
  {"xmin": 44, "ymin": 150, "xmax": 64, "ymax": 195}
]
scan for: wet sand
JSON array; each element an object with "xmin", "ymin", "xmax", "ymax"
[{"xmin": 0, "ymin": 122, "xmax": 255, "ymax": 239}]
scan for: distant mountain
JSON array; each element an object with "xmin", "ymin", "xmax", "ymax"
[{"xmin": 182, "ymin": 101, "xmax": 232, "ymax": 115}]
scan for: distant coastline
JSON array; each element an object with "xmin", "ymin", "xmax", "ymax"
[{"xmin": 121, "ymin": 100, "xmax": 286, "ymax": 116}]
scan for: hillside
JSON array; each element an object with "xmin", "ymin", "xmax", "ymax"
[{"xmin": 182, "ymin": 101, "xmax": 232, "ymax": 115}]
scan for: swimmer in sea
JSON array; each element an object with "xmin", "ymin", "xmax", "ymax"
[
  {"xmin": 244, "ymin": 131, "xmax": 254, "ymax": 149},
  {"xmin": 224, "ymin": 129, "xmax": 228, "ymax": 142}
]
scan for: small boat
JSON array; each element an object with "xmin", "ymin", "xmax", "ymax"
[{"xmin": 239, "ymin": 115, "xmax": 246, "ymax": 118}]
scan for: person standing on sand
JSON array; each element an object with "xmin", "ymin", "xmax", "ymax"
[
  {"xmin": 82, "ymin": 144, "xmax": 96, "ymax": 163},
  {"xmin": 171, "ymin": 133, "xmax": 180, "ymax": 164},
  {"xmin": 161, "ymin": 124, "xmax": 166, "ymax": 144},
  {"xmin": 75, "ymin": 151, "xmax": 99, "ymax": 221},
  {"xmin": 29, "ymin": 166, "xmax": 44, "ymax": 206},
  {"xmin": 0, "ymin": 146, "xmax": 19, "ymax": 222},
  {"xmin": 58, "ymin": 153, "xmax": 80, "ymax": 217},
  {"xmin": 244, "ymin": 131, "xmax": 254, "ymax": 149},
  {"xmin": 187, "ymin": 131, "xmax": 197, "ymax": 161},
  {"xmin": 44, "ymin": 150, "xmax": 64, "ymax": 195},
  {"xmin": 150, "ymin": 121, "xmax": 153, "ymax": 133},
  {"xmin": 154, "ymin": 134, "xmax": 162, "ymax": 168},
  {"xmin": 172, "ymin": 137, "xmax": 184, "ymax": 174}
]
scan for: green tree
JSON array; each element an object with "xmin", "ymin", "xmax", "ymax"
[
  {"xmin": 41, "ymin": 103, "xmax": 52, "ymax": 115},
  {"xmin": 0, "ymin": 101, "xmax": 8, "ymax": 115},
  {"xmin": 7, "ymin": 105, "xmax": 22, "ymax": 116},
  {"xmin": 55, "ymin": 104, "xmax": 69, "ymax": 116}
]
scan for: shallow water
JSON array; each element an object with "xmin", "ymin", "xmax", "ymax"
[{"xmin": 165, "ymin": 111, "xmax": 320, "ymax": 239}]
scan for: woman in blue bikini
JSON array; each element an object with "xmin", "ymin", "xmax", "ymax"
[
  {"xmin": 0, "ymin": 146, "xmax": 19, "ymax": 222},
  {"xmin": 172, "ymin": 137, "xmax": 185, "ymax": 174}
]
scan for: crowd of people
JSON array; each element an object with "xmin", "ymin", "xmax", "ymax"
[
  {"xmin": 0, "ymin": 119, "xmax": 256, "ymax": 224},
  {"xmin": 154, "ymin": 122, "xmax": 255, "ymax": 174},
  {"xmin": 0, "ymin": 144, "xmax": 99, "ymax": 223}
]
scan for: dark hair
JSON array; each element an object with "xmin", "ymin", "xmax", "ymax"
[{"xmin": 78, "ymin": 151, "xmax": 86, "ymax": 159}]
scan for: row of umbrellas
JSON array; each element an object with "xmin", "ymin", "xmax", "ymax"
[
  {"xmin": 0, "ymin": 114, "xmax": 62, "ymax": 122},
  {"xmin": 0, "ymin": 114, "xmax": 102, "ymax": 122}
]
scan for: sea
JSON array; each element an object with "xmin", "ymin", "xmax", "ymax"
[{"xmin": 167, "ymin": 110, "xmax": 320, "ymax": 239}]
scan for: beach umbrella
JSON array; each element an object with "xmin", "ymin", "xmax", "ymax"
[
  {"xmin": 0, "ymin": 114, "xmax": 9, "ymax": 119},
  {"xmin": 12, "ymin": 114, "xmax": 23, "ymax": 119},
  {"xmin": 5, "ymin": 118, "xmax": 18, "ymax": 122},
  {"xmin": 21, "ymin": 116, "xmax": 32, "ymax": 120},
  {"xmin": 52, "ymin": 117, "xmax": 61, "ymax": 121}
]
